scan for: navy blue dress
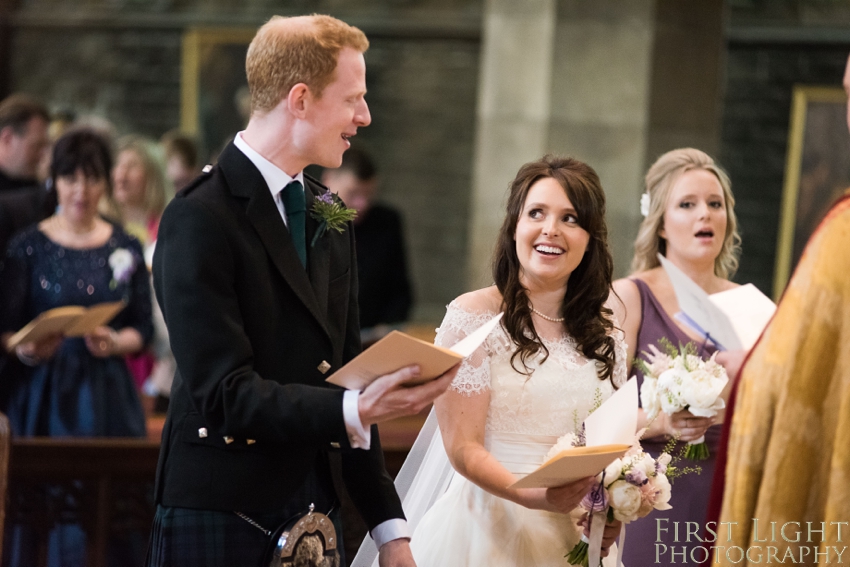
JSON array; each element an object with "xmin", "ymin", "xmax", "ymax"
[{"xmin": 0, "ymin": 223, "xmax": 152, "ymax": 437}]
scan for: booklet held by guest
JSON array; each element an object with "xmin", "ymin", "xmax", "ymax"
[
  {"xmin": 326, "ymin": 313, "xmax": 503, "ymax": 391},
  {"xmin": 6, "ymin": 300, "xmax": 127, "ymax": 349},
  {"xmin": 657, "ymin": 253, "xmax": 776, "ymax": 351},
  {"xmin": 509, "ymin": 378, "xmax": 638, "ymax": 489}
]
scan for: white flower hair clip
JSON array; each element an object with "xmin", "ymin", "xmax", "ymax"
[{"xmin": 640, "ymin": 192, "xmax": 651, "ymax": 217}]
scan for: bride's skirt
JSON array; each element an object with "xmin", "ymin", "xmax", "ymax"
[{"xmin": 409, "ymin": 431, "xmax": 618, "ymax": 567}]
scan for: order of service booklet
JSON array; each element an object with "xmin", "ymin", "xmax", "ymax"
[
  {"xmin": 6, "ymin": 300, "xmax": 127, "ymax": 349},
  {"xmin": 326, "ymin": 313, "xmax": 503, "ymax": 391},
  {"xmin": 509, "ymin": 378, "xmax": 638, "ymax": 489},
  {"xmin": 657, "ymin": 253, "xmax": 776, "ymax": 351}
]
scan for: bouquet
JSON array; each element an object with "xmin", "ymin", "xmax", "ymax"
[
  {"xmin": 637, "ymin": 338, "xmax": 728, "ymax": 460},
  {"xmin": 556, "ymin": 430, "xmax": 670, "ymax": 567}
]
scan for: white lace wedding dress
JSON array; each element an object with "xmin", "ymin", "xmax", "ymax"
[{"xmin": 352, "ymin": 300, "xmax": 627, "ymax": 567}]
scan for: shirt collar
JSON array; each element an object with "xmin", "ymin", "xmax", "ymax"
[{"xmin": 233, "ymin": 132, "xmax": 305, "ymax": 200}]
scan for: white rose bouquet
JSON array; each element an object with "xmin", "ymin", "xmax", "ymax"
[
  {"xmin": 638, "ymin": 338, "xmax": 728, "ymax": 460},
  {"xmin": 559, "ymin": 430, "xmax": 677, "ymax": 567}
]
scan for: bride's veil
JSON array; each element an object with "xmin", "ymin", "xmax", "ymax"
[{"xmin": 350, "ymin": 407, "xmax": 455, "ymax": 567}]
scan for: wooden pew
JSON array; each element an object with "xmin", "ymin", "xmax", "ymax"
[{"xmin": 6, "ymin": 438, "xmax": 160, "ymax": 567}]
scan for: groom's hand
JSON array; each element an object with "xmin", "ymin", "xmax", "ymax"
[
  {"xmin": 358, "ymin": 364, "xmax": 459, "ymax": 426},
  {"xmin": 378, "ymin": 538, "xmax": 416, "ymax": 567}
]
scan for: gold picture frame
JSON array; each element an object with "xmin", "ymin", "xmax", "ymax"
[
  {"xmin": 180, "ymin": 27, "xmax": 256, "ymax": 161},
  {"xmin": 774, "ymin": 85, "xmax": 850, "ymax": 299}
]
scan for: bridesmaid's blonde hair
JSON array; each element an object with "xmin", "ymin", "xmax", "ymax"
[{"xmin": 631, "ymin": 148, "xmax": 741, "ymax": 278}]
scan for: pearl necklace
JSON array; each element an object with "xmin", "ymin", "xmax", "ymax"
[{"xmin": 530, "ymin": 306, "xmax": 564, "ymax": 323}]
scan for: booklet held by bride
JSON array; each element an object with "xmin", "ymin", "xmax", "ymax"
[
  {"xmin": 6, "ymin": 300, "xmax": 126, "ymax": 349},
  {"xmin": 326, "ymin": 313, "xmax": 503, "ymax": 391},
  {"xmin": 509, "ymin": 378, "xmax": 638, "ymax": 489}
]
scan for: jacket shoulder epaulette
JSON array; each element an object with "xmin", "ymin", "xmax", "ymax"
[{"xmin": 177, "ymin": 164, "xmax": 215, "ymax": 197}]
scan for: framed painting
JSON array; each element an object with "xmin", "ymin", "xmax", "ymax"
[
  {"xmin": 774, "ymin": 86, "xmax": 850, "ymax": 299},
  {"xmin": 180, "ymin": 28, "xmax": 255, "ymax": 163}
]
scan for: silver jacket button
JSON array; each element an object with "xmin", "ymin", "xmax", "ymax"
[
  {"xmin": 246, "ymin": 439, "xmax": 256, "ymax": 445},
  {"xmin": 317, "ymin": 360, "xmax": 331, "ymax": 374},
  {"xmin": 224, "ymin": 436, "xmax": 234, "ymax": 444},
  {"xmin": 198, "ymin": 428, "xmax": 208, "ymax": 438},
  {"xmin": 330, "ymin": 441, "xmax": 340, "ymax": 449}
]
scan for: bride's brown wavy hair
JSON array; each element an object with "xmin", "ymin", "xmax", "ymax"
[{"xmin": 493, "ymin": 155, "xmax": 616, "ymax": 383}]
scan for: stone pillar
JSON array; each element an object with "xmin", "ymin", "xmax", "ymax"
[
  {"xmin": 466, "ymin": 0, "xmax": 557, "ymax": 289},
  {"xmin": 466, "ymin": 0, "xmax": 725, "ymax": 285}
]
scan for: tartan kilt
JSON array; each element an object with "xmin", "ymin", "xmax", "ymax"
[{"xmin": 146, "ymin": 505, "xmax": 344, "ymax": 567}]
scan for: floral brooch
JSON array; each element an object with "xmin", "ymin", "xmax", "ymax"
[
  {"xmin": 310, "ymin": 189, "xmax": 357, "ymax": 246},
  {"xmin": 108, "ymin": 248, "xmax": 136, "ymax": 289}
]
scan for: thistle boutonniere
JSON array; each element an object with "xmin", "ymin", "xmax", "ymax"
[
  {"xmin": 108, "ymin": 248, "xmax": 136, "ymax": 290},
  {"xmin": 310, "ymin": 189, "xmax": 357, "ymax": 246}
]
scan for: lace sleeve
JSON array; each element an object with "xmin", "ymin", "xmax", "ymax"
[
  {"xmin": 434, "ymin": 301, "xmax": 495, "ymax": 396},
  {"xmin": 610, "ymin": 312, "xmax": 628, "ymax": 388}
]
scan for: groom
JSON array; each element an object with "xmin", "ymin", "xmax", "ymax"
[{"xmin": 148, "ymin": 15, "xmax": 455, "ymax": 567}]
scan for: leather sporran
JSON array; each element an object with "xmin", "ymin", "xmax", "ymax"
[{"xmin": 263, "ymin": 504, "xmax": 340, "ymax": 567}]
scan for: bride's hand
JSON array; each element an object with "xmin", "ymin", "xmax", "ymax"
[
  {"xmin": 579, "ymin": 513, "xmax": 622, "ymax": 557},
  {"xmin": 517, "ymin": 477, "xmax": 595, "ymax": 514}
]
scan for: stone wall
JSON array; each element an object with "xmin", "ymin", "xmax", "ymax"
[
  {"xmin": 722, "ymin": 2, "xmax": 850, "ymax": 295},
  {"xmin": 7, "ymin": 0, "xmax": 482, "ymax": 323}
]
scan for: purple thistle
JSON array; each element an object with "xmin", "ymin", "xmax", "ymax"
[
  {"xmin": 318, "ymin": 190, "xmax": 334, "ymax": 204},
  {"xmin": 581, "ymin": 481, "xmax": 609, "ymax": 513},
  {"xmin": 625, "ymin": 468, "xmax": 648, "ymax": 487},
  {"xmin": 576, "ymin": 424, "xmax": 587, "ymax": 447}
]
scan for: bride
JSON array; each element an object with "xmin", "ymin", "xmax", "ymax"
[{"xmin": 354, "ymin": 155, "xmax": 626, "ymax": 566}]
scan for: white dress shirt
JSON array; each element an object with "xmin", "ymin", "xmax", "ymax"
[{"xmin": 233, "ymin": 133, "xmax": 409, "ymax": 547}]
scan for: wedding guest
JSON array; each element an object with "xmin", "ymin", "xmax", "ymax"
[
  {"xmin": 0, "ymin": 128, "xmax": 153, "ymax": 565},
  {"xmin": 110, "ymin": 135, "xmax": 172, "ymax": 390},
  {"xmin": 160, "ymin": 130, "xmax": 201, "ymax": 191},
  {"xmin": 709, "ymin": 54, "xmax": 850, "ymax": 567},
  {"xmin": 354, "ymin": 155, "xmax": 623, "ymax": 566},
  {"xmin": 610, "ymin": 148, "xmax": 741, "ymax": 566},
  {"xmin": 321, "ymin": 147, "xmax": 413, "ymax": 344},
  {"xmin": 110, "ymin": 135, "xmax": 172, "ymax": 249},
  {"xmin": 0, "ymin": 94, "xmax": 51, "ymax": 263},
  {"xmin": 0, "ymin": 95, "xmax": 52, "ymax": 406}
]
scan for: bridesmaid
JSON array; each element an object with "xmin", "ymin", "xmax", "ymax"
[{"xmin": 610, "ymin": 148, "xmax": 741, "ymax": 567}]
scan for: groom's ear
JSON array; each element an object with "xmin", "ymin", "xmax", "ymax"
[{"xmin": 286, "ymin": 83, "xmax": 310, "ymax": 117}]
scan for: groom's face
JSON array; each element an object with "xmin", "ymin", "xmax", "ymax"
[{"xmin": 297, "ymin": 47, "xmax": 371, "ymax": 169}]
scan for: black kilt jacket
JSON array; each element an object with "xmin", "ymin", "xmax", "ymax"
[{"xmin": 151, "ymin": 142, "xmax": 403, "ymax": 530}]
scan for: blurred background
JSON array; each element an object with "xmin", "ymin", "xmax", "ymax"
[{"xmin": 3, "ymin": 0, "xmax": 850, "ymax": 327}]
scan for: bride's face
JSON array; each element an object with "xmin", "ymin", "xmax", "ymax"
[{"xmin": 514, "ymin": 177, "xmax": 590, "ymax": 290}]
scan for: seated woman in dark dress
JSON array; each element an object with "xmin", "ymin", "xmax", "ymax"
[
  {"xmin": 0, "ymin": 128, "xmax": 153, "ymax": 566},
  {"xmin": 610, "ymin": 148, "xmax": 743, "ymax": 567}
]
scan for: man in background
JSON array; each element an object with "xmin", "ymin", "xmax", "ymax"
[
  {"xmin": 160, "ymin": 130, "xmax": 201, "ymax": 191},
  {"xmin": 322, "ymin": 147, "xmax": 413, "ymax": 345},
  {"xmin": 0, "ymin": 94, "xmax": 51, "ymax": 255},
  {"xmin": 0, "ymin": 94, "xmax": 51, "ymax": 399}
]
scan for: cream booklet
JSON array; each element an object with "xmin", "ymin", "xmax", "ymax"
[
  {"xmin": 6, "ymin": 301, "xmax": 126, "ymax": 349},
  {"xmin": 658, "ymin": 253, "xmax": 776, "ymax": 351},
  {"xmin": 509, "ymin": 378, "xmax": 638, "ymax": 489},
  {"xmin": 326, "ymin": 313, "xmax": 503, "ymax": 390}
]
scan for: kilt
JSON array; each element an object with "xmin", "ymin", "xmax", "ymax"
[{"xmin": 145, "ymin": 505, "xmax": 344, "ymax": 567}]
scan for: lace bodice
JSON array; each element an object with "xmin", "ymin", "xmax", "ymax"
[{"xmin": 435, "ymin": 300, "xmax": 627, "ymax": 437}]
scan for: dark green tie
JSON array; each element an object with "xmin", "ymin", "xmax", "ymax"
[{"xmin": 281, "ymin": 180, "xmax": 307, "ymax": 268}]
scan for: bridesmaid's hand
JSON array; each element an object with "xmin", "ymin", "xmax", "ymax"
[
  {"xmin": 664, "ymin": 410, "xmax": 714, "ymax": 442},
  {"xmin": 85, "ymin": 326, "xmax": 119, "ymax": 358},
  {"xmin": 579, "ymin": 513, "xmax": 622, "ymax": 557},
  {"xmin": 15, "ymin": 334, "xmax": 63, "ymax": 365}
]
